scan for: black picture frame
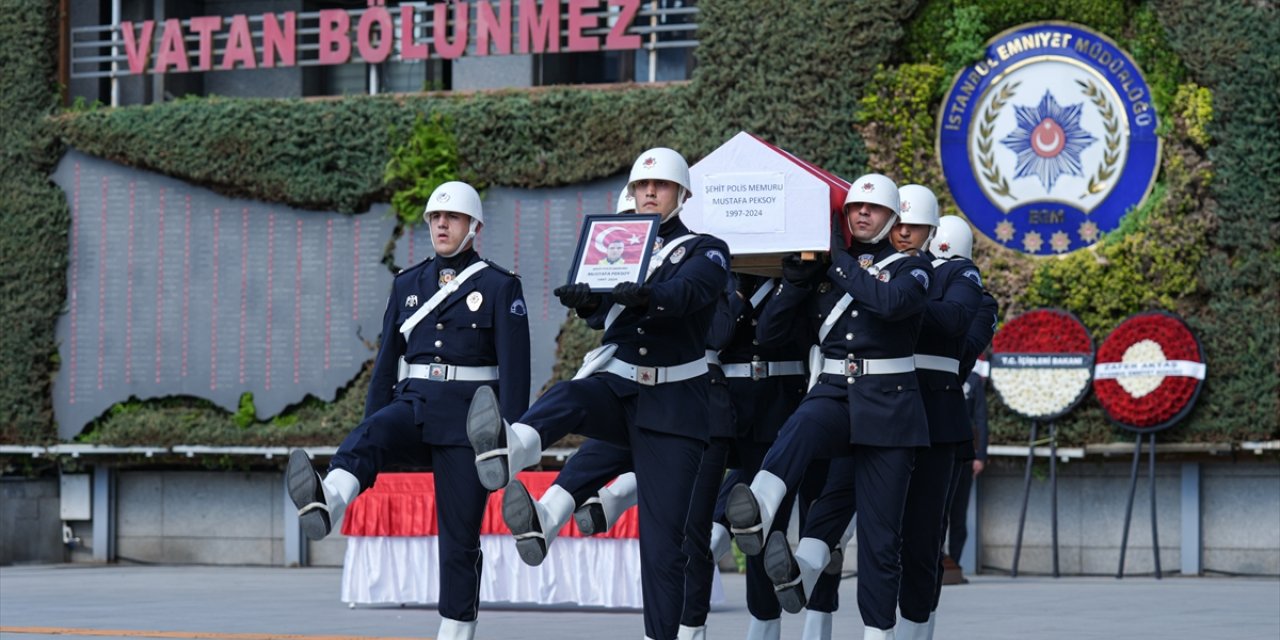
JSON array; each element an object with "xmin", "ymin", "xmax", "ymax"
[{"xmin": 566, "ymin": 214, "xmax": 661, "ymax": 292}]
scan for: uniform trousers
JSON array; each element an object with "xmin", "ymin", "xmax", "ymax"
[
  {"xmin": 898, "ymin": 443, "xmax": 957, "ymax": 623},
  {"xmin": 934, "ymin": 455, "xmax": 970, "ymax": 608},
  {"xmin": 757, "ymin": 386, "xmax": 916, "ymax": 631},
  {"xmin": 521, "ymin": 375, "xmax": 705, "ymax": 640},
  {"xmin": 553, "ymin": 438, "xmax": 632, "ymax": 505},
  {"xmin": 330, "ymin": 399, "xmax": 489, "ymax": 622},
  {"xmin": 680, "ymin": 436, "xmax": 732, "ymax": 627},
  {"xmin": 721, "ymin": 443, "xmax": 840, "ymax": 619},
  {"xmin": 946, "ymin": 460, "xmax": 974, "ymax": 563},
  {"xmin": 554, "ymin": 435, "xmax": 735, "ymax": 630}
]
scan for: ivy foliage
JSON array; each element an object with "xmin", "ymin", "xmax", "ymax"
[
  {"xmin": 685, "ymin": 0, "xmax": 919, "ymax": 178},
  {"xmin": 384, "ymin": 113, "xmax": 467, "ymax": 226},
  {"xmin": 0, "ymin": 0, "xmax": 65, "ymax": 444},
  {"xmin": 1153, "ymin": 0, "xmax": 1280, "ymax": 440}
]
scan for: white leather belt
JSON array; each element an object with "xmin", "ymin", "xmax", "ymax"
[
  {"xmin": 600, "ymin": 356, "xmax": 708, "ymax": 386},
  {"xmin": 706, "ymin": 349, "xmax": 722, "ymax": 367},
  {"xmin": 722, "ymin": 360, "xmax": 806, "ymax": 380},
  {"xmin": 820, "ymin": 356, "xmax": 915, "ymax": 377},
  {"xmin": 401, "ymin": 361, "xmax": 499, "ymax": 382},
  {"xmin": 914, "ymin": 354, "xmax": 960, "ymax": 375}
]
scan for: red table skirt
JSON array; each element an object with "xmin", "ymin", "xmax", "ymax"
[{"xmin": 342, "ymin": 471, "xmax": 640, "ymax": 539}]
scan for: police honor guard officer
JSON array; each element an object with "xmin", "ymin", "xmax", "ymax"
[
  {"xmin": 726, "ymin": 173, "xmax": 932, "ymax": 640},
  {"xmin": 935, "ymin": 218, "xmax": 999, "ymax": 594},
  {"xmin": 466, "ymin": 147, "xmax": 731, "ymax": 640},
  {"xmin": 285, "ymin": 181, "xmax": 530, "ymax": 640},
  {"xmin": 887, "ymin": 187, "xmax": 984, "ymax": 640},
  {"xmin": 714, "ymin": 273, "xmax": 839, "ymax": 640}
]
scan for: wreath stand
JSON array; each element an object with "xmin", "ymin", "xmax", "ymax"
[
  {"xmin": 1116, "ymin": 431, "xmax": 1161, "ymax": 579},
  {"xmin": 1011, "ymin": 420, "xmax": 1060, "ymax": 578}
]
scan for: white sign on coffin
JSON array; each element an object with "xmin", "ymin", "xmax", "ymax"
[{"xmin": 683, "ymin": 131, "xmax": 850, "ymax": 273}]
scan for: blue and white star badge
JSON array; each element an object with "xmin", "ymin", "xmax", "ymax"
[
  {"xmin": 705, "ymin": 249, "xmax": 728, "ymax": 270},
  {"xmin": 962, "ymin": 269, "xmax": 983, "ymax": 287},
  {"xmin": 910, "ymin": 268, "xmax": 930, "ymax": 289}
]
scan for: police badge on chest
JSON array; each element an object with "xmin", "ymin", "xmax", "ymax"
[{"xmin": 439, "ymin": 268, "xmax": 456, "ymax": 288}]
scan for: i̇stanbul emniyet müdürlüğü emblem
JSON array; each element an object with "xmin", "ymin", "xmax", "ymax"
[{"xmin": 937, "ymin": 22, "xmax": 1161, "ymax": 255}]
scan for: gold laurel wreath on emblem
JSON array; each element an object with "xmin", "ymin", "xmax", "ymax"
[
  {"xmin": 1077, "ymin": 79, "xmax": 1122, "ymax": 198},
  {"xmin": 977, "ymin": 81, "xmax": 1019, "ymax": 199}
]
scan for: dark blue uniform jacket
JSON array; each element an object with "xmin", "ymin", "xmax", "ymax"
[
  {"xmin": 581, "ymin": 217, "xmax": 730, "ymax": 442},
  {"xmin": 915, "ymin": 256, "xmax": 984, "ymax": 444},
  {"xmin": 720, "ymin": 274, "xmax": 809, "ymax": 443},
  {"xmin": 365, "ymin": 249, "xmax": 531, "ymax": 446},
  {"xmin": 758, "ymin": 240, "xmax": 932, "ymax": 447}
]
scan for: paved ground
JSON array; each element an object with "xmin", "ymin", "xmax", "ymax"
[{"xmin": 0, "ymin": 564, "xmax": 1277, "ymax": 639}]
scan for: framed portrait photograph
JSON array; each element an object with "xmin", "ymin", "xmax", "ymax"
[{"xmin": 567, "ymin": 214, "xmax": 661, "ymax": 292}]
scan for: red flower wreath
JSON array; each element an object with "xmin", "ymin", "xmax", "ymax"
[{"xmin": 1093, "ymin": 312, "xmax": 1205, "ymax": 431}]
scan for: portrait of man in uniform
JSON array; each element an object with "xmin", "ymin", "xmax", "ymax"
[
  {"xmin": 598, "ymin": 238, "xmax": 628, "ymax": 265},
  {"xmin": 570, "ymin": 214, "xmax": 660, "ymax": 291}
]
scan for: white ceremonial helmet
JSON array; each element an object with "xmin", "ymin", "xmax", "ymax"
[
  {"xmin": 423, "ymin": 181, "xmax": 484, "ymax": 258},
  {"xmin": 897, "ymin": 184, "xmax": 940, "ymax": 245},
  {"xmin": 627, "ymin": 147, "xmax": 692, "ymax": 219},
  {"xmin": 930, "ymin": 215, "xmax": 975, "ymax": 260},
  {"xmin": 843, "ymin": 173, "xmax": 900, "ymax": 243},
  {"xmin": 615, "ymin": 186, "xmax": 637, "ymax": 214}
]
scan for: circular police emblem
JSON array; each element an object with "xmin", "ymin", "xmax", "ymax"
[
  {"xmin": 670, "ymin": 246, "xmax": 687, "ymax": 263},
  {"xmin": 439, "ymin": 268, "xmax": 456, "ymax": 288},
  {"xmin": 937, "ymin": 22, "xmax": 1160, "ymax": 255}
]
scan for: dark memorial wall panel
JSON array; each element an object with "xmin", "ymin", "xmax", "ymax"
[
  {"xmin": 395, "ymin": 178, "xmax": 629, "ymax": 398},
  {"xmin": 53, "ymin": 149, "xmax": 630, "ymax": 440},
  {"xmin": 52, "ymin": 150, "xmax": 396, "ymax": 438}
]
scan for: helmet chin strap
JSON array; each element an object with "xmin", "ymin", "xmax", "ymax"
[
  {"xmin": 438, "ymin": 218, "xmax": 479, "ymax": 259},
  {"xmin": 869, "ymin": 214, "xmax": 897, "ymax": 244},
  {"xmin": 660, "ymin": 187, "xmax": 688, "ymax": 223},
  {"xmin": 849, "ymin": 211, "xmax": 898, "ymax": 245}
]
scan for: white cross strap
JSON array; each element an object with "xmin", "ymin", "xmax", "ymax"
[
  {"xmin": 749, "ymin": 278, "xmax": 778, "ymax": 309},
  {"xmin": 817, "ymin": 252, "xmax": 908, "ymax": 343},
  {"xmin": 399, "ymin": 261, "xmax": 489, "ymax": 341}
]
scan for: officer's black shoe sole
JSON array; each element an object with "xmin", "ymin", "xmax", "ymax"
[
  {"xmin": 467, "ymin": 386, "xmax": 509, "ymax": 491},
  {"xmin": 762, "ymin": 531, "xmax": 806, "ymax": 614},
  {"xmin": 574, "ymin": 500, "xmax": 607, "ymax": 536},
  {"xmin": 824, "ymin": 547, "xmax": 843, "ymax": 575},
  {"xmin": 503, "ymin": 480, "xmax": 549, "ymax": 566},
  {"xmin": 725, "ymin": 483, "xmax": 765, "ymax": 556},
  {"xmin": 286, "ymin": 449, "xmax": 331, "ymax": 541}
]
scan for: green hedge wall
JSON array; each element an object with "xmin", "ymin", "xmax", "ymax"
[
  {"xmin": 1, "ymin": 0, "xmax": 65, "ymax": 444},
  {"xmin": 3, "ymin": 0, "xmax": 1277, "ymax": 447}
]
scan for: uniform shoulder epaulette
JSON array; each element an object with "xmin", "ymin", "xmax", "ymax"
[
  {"xmin": 482, "ymin": 258, "xmax": 519, "ymax": 277},
  {"xmin": 395, "ymin": 256, "xmax": 433, "ymax": 279}
]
